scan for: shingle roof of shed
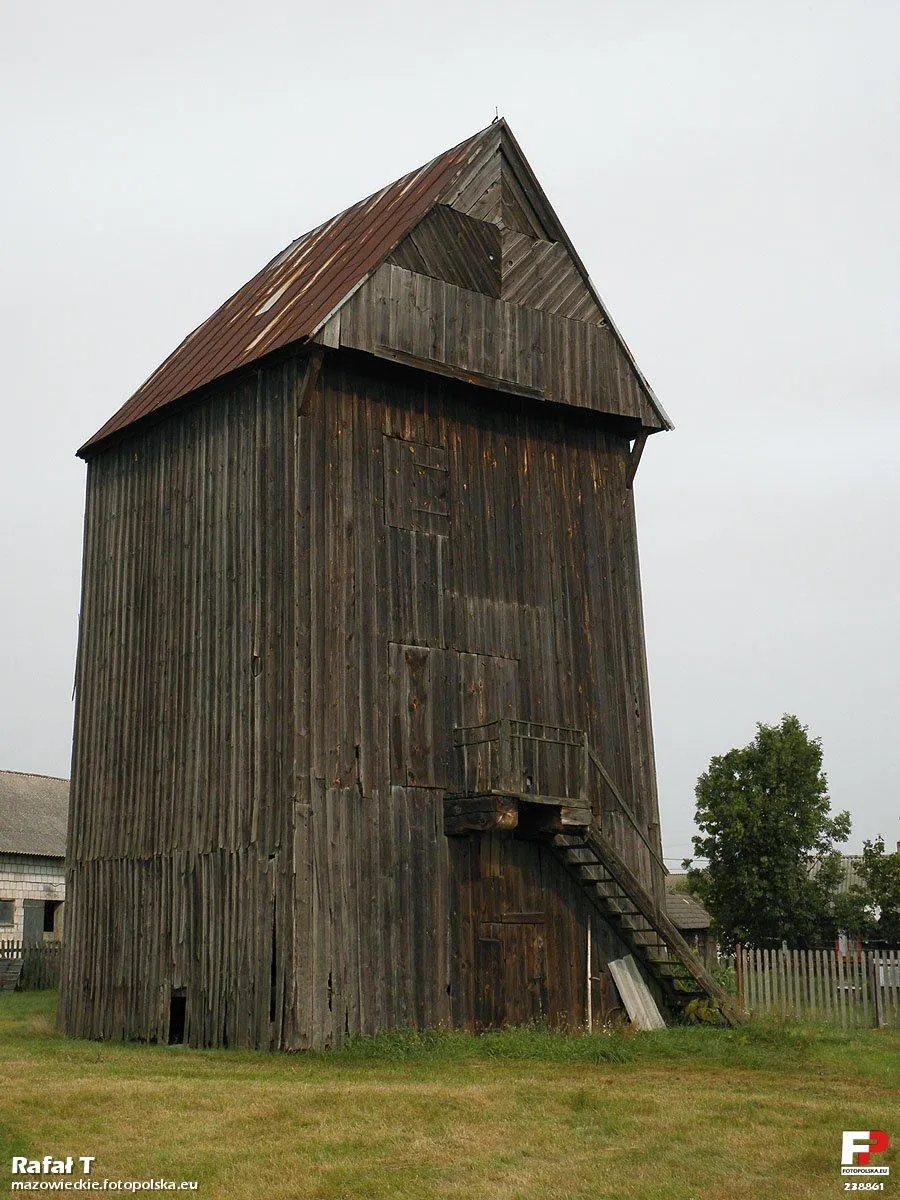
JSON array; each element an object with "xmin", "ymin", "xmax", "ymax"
[
  {"xmin": 665, "ymin": 874, "xmax": 712, "ymax": 931},
  {"xmin": 79, "ymin": 124, "xmax": 496, "ymax": 456},
  {"xmin": 0, "ymin": 770, "xmax": 69, "ymax": 858}
]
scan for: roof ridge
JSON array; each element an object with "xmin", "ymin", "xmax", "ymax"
[{"xmin": 0, "ymin": 769, "xmax": 70, "ymax": 783}]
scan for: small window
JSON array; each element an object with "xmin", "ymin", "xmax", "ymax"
[{"xmin": 0, "ymin": 900, "xmax": 13, "ymax": 925}]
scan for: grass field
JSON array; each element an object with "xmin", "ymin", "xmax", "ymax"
[{"xmin": 1, "ymin": 993, "xmax": 897, "ymax": 1199}]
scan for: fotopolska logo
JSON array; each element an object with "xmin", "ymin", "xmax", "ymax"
[{"xmin": 841, "ymin": 1131, "xmax": 890, "ymax": 1177}]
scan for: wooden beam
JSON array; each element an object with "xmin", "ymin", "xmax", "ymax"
[
  {"xmin": 626, "ymin": 430, "xmax": 648, "ymax": 489},
  {"xmin": 370, "ymin": 344, "xmax": 547, "ymax": 404},
  {"xmin": 443, "ymin": 795, "xmax": 518, "ymax": 836}
]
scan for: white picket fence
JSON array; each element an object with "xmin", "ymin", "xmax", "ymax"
[{"xmin": 735, "ymin": 945, "xmax": 900, "ymax": 1028}]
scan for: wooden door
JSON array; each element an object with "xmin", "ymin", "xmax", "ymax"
[
  {"xmin": 467, "ymin": 835, "xmax": 548, "ymax": 1029},
  {"xmin": 22, "ymin": 900, "xmax": 43, "ymax": 944},
  {"xmin": 474, "ymin": 918, "xmax": 548, "ymax": 1030},
  {"xmin": 450, "ymin": 833, "xmax": 606, "ymax": 1031}
]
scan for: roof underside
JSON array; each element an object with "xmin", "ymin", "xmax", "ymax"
[{"xmin": 80, "ymin": 121, "xmax": 669, "ymax": 456}]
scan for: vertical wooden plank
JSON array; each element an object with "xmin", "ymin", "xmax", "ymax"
[
  {"xmin": 777, "ymin": 948, "xmax": 786, "ymax": 1017},
  {"xmin": 852, "ymin": 952, "xmax": 863, "ymax": 1028},
  {"xmin": 889, "ymin": 950, "xmax": 898, "ymax": 1026},
  {"xmin": 828, "ymin": 948, "xmax": 839, "ymax": 1023},
  {"xmin": 849, "ymin": 950, "xmax": 860, "ymax": 1029},
  {"xmin": 755, "ymin": 948, "xmax": 763, "ymax": 1013},
  {"xmin": 890, "ymin": 950, "xmax": 899, "ymax": 1025},
  {"xmin": 868, "ymin": 952, "xmax": 880, "ymax": 1028},
  {"xmin": 848, "ymin": 951, "xmax": 858, "ymax": 1029},
  {"xmin": 747, "ymin": 948, "xmax": 755, "ymax": 1014},
  {"xmin": 789, "ymin": 948, "xmax": 799, "ymax": 1019},
  {"xmin": 858, "ymin": 949, "xmax": 869, "ymax": 1027},
  {"xmin": 766, "ymin": 948, "xmax": 775, "ymax": 1015},
  {"xmin": 754, "ymin": 947, "xmax": 762, "ymax": 1015},
  {"xmin": 816, "ymin": 949, "xmax": 827, "ymax": 1022},
  {"xmin": 858, "ymin": 951, "xmax": 869, "ymax": 1028},
  {"xmin": 834, "ymin": 949, "xmax": 845, "ymax": 1030}
]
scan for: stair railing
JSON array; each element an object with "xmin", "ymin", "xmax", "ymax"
[{"xmin": 584, "ymin": 745, "xmax": 668, "ymax": 883}]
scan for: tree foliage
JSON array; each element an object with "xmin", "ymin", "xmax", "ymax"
[
  {"xmin": 833, "ymin": 837, "xmax": 900, "ymax": 944},
  {"xmin": 684, "ymin": 714, "xmax": 851, "ymax": 950}
]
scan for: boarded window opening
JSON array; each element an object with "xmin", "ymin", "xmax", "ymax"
[
  {"xmin": 168, "ymin": 991, "xmax": 186, "ymax": 1045},
  {"xmin": 383, "ymin": 435, "xmax": 451, "ymax": 535}
]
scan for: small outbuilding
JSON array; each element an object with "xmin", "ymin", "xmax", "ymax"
[
  {"xmin": 0, "ymin": 771, "xmax": 68, "ymax": 943},
  {"xmin": 61, "ymin": 121, "xmax": 737, "ymax": 1047},
  {"xmin": 665, "ymin": 874, "xmax": 716, "ymax": 969}
]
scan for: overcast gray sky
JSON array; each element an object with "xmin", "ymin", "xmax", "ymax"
[{"xmin": 2, "ymin": 0, "xmax": 897, "ymax": 863}]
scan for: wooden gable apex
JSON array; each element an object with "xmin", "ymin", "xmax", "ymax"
[
  {"xmin": 387, "ymin": 124, "xmax": 606, "ymax": 323},
  {"xmin": 321, "ymin": 123, "xmax": 671, "ymax": 432}
]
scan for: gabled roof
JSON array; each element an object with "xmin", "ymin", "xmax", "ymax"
[
  {"xmin": 0, "ymin": 770, "xmax": 69, "ymax": 859},
  {"xmin": 80, "ymin": 121, "xmax": 669, "ymax": 456}
]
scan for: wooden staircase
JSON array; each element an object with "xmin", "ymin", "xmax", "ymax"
[
  {"xmin": 549, "ymin": 825, "xmax": 742, "ymax": 1025},
  {"xmin": 0, "ymin": 954, "xmax": 23, "ymax": 993},
  {"xmin": 446, "ymin": 718, "xmax": 744, "ymax": 1027}
]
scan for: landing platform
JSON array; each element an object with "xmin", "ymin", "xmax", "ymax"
[{"xmin": 443, "ymin": 790, "xmax": 592, "ymax": 836}]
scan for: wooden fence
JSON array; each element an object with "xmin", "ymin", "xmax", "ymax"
[
  {"xmin": 735, "ymin": 945, "xmax": 900, "ymax": 1028},
  {"xmin": 0, "ymin": 939, "xmax": 62, "ymax": 991}
]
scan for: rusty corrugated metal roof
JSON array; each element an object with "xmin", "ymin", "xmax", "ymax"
[{"xmin": 79, "ymin": 124, "xmax": 498, "ymax": 456}]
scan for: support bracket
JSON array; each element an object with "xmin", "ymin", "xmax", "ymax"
[{"xmin": 626, "ymin": 430, "xmax": 648, "ymax": 490}]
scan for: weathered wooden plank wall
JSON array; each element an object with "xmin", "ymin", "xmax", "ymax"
[
  {"xmin": 62, "ymin": 340, "xmax": 663, "ymax": 1048},
  {"xmin": 500, "ymin": 230, "xmax": 603, "ymax": 322},
  {"xmin": 61, "ymin": 359, "xmax": 309, "ymax": 1046},
  {"xmin": 330, "ymin": 263, "xmax": 661, "ymax": 428},
  {"xmin": 387, "ymin": 205, "xmax": 502, "ymax": 299}
]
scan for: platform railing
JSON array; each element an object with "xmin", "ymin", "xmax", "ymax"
[
  {"xmin": 451, "ymin": 719, "xmax": 667, "ymax": 881},
  {"xmin": 453, "ymin": 719, "xmax": 588, "ymax": 801}
]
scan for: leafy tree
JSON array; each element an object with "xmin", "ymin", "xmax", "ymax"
[
  {"xmin": 683, "ymin": 714, "xmax": 851, "ymax": 950},
  {"xmin": 833, "ymin": 837, "xmax": 900, "ymax": 944}
]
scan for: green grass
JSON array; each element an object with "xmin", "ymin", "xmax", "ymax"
[{"xmin": 1, "ymin": 992, "xmax": 897, "ymax": 1198}]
